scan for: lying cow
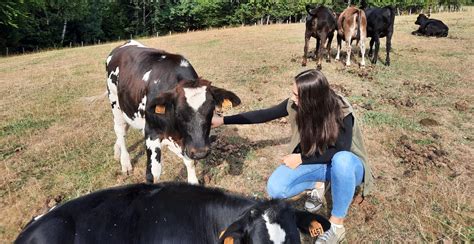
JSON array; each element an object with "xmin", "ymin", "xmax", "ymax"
[
  {"xmin": 302, "ymin": 4, "xmax": 337, "ymax": 70},
  {"xmin": 336, "ymin": 6, "xmax": 367, "ymax": 67},
  {"xmin": 365, "ymin": 6, "xmax": 396, "ymax": 65},
  {"xmin": 106, "ymin": 40, "xmax": 241, "ymax": 184},
  {"xmin": 15, "ymin": 183, "xmax": 330, "ymax": 244},
  {"xmin": 411, "ymin": 14, "xmax": 448, "ymax": 37}
]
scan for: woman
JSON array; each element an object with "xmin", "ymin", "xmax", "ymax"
[{"xmin": 212, "ymin": 69, "xmax": 373, "ymax": 243}]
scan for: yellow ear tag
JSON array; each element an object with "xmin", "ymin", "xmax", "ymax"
[
  {"xmin": 309, "ymin": 221, "xmax": 324, "ymax": 237},
  {"xmin": 222, "ymin": 99, "xmax": 233, "ymax": 109},
  {"xmin": 223, "ymin": 237, "xmax": 234, "ymax": 244},
  {"xmin": 219, "ymin": 230, "xmax": 226, "ymax": 239},
  {"xmin": 155, "ymin": 105, "xmax": 166, "ymax": 114}
]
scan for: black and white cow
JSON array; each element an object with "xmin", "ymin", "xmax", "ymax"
[
  {"xmin": 106, "ymin": 40, "xmax": 241, "ymax": 184},
  {"xmin": 411, "ymin": 14, "xmax": 449, "ymax": 37},
  {"xmin": 15, "ymin": 183, "xmax": 330, "ymax": 244}
]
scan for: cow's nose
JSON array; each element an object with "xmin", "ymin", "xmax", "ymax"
[{"xmin": 187, "ymin": 146, "xmax": 210, "ymax": 159}]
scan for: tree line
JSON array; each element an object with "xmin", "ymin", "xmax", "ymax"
[{"xmin": 0, "ymin": 0, "xmax": 470, "ymax": 56}]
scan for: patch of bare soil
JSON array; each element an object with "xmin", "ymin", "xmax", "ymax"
[
  {"xmin": 392, "ymin": 135, "xmax": 452, "ymax": 173},
  {"xmin": 381, "ymin": 96, "xmax": 417, "ymax": 108}
]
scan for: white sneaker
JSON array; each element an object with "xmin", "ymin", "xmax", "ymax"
[
  {"xmin": 315, "ymin": 224, "xmax": 346, "ymax": 244},
  {"xmin": 304, "ymin": 185, "xmax": 325, "ymax": 213}
]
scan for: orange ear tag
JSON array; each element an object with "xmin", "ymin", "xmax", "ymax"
[
  {"xmin": 309, "ymin": 220, "xmax": 324, "ymax": 237},
  {"xmin": 155, "ymin": 105, "xmax": 166, "ymax": 114},
  {"xmin": 221, "ymin": 99, "xmax": 233, "ymax": 109},
  {"xmin": 223, "ymin": 237, "xmax": 234, "ymax": 244}
]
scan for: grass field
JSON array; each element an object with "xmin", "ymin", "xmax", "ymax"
[{"xmin": 1, "ymin": 8, "xmax": 473, "ymax": 243}]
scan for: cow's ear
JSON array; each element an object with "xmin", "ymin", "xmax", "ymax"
[
  {"xmin": 294, "ymin": 210, "xmax": 331, "ymax": 238},
  {"xmin": 306, "ymin": 4, "xmax": 317, "ymax": 15},
  {"xmin": 209, "ymin": 86, "xmax": 241, "ymax": 110},
  {"xmin": 146, "ymin": 91, "xmax": 176, "ymax": 115},
  {"xmin": 218, "ymin": 218, "xmax": 246, "ymax": 244}
]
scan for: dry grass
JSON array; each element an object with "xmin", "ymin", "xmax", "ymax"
[{"xmin": 1, "ymin": 8, "xmax": 473, "ymax": 243}]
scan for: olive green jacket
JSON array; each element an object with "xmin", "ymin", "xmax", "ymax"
[{"xmin": 286, "ymin": 95, "xmax": 374, "ymax": 196}]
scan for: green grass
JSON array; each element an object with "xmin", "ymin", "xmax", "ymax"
[
  {"xmin": 0, "ymin": 117, "xmax": 55, "ymax": 137},
  {"xmin": 362, "ymin": 111, "xmax": 421, "ymax": 131}
]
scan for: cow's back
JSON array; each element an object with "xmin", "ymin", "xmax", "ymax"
[
  {"xmin": 16, "ymin": 183, "xmax": 254, "ymax": 244},
  {"xmin": 366, "ymin": 6, "xmax": 395, "ymax": 37}
]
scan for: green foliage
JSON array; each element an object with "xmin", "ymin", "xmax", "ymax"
[{"xmin": 0, "ymin": 0, "xmax": 467, "ymax": 54}]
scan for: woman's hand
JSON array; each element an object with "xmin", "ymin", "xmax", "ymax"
[
  {"xmin": 211, "ymin": 116, "xmax": 224, "ymax": 128},
  {"xmin": 282, "ymin": 154, "xmax": 302, "ymax": 169}
]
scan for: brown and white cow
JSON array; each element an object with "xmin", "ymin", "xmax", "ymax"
[
  {"xmin": 336, "ymin": 6, "xmax": 367, "ymax": 67},
  {"xmin": 106, "ymin": 40, "xmax": 241, "ymax": 184}
]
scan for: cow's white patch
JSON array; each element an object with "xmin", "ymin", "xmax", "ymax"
[
  {"xmin": 262, "ymin": 211, "xmax": 286, "ymax": 244},
  {"xmin": 146, "ymin": 137, "xmax": 162, "ymax": 181},
  {"xmin": 123, "ymin": 112, "xmax": 145, "ymax": 131},
  {"xmin": 142, "ymin": 70, "xmax": 152, "ymax": 82},
  {"xmin": 161, "ymin": 137, "xmax": 198, "ymax": 184},
  {"xmin": 106, "ymin": 55, "xmax": 113, "ymax": 66},
  {"xmin": 161, "ymin": 55, "xmax": 166, "ymax": 59},
  {"xmin": 153, "ymin": 79, "xmax": 160, "ymax": 84},
  {"xmin": 138, "ymin": 96, "xmax": 147, "ymax": 111},
  {"xmin": 161, "ymin": 137, "xmax": 183, "ymax": 157},
  {"xmin": 183, "ymin": 86, "xmax": 207, "ymax": 111},
  {"xmin": 107, "ymin": 66, "xmax": 120, "ymax": 108},
  {"xmin": 120, "ymin": 40, "xmax": 146, "ymax": 48},
  {"xmin": 180, "ymin": 59, "xmax": 190, "ymax": 67}
]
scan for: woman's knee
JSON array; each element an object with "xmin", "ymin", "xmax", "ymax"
[
  {"xmin": 331, "ymin": 151, "xmax": 357, "ymax": 176},
  {"xmin": 266, "ymin": 177, "xmax": 290, "ymax": 199}
]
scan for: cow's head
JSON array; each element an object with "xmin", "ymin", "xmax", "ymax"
[
  {"xmin": 146, "ymin": 79, "xmax": 240, "ymax": 160},
  {"xmin": 219, "ymin": 201, "xmax": 330, "ymax": 244},
  {"xmin": 415, "ymin": 14, "xmax": 428, "ymax": 25}
]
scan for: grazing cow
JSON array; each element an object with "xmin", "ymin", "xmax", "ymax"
[
  {"xmin": 15, "ymin": 183, "xmax": 331, "ymax": 244},
  {"xmin": 302, "ymin": 4, "xmax": 337, "ymax": 70},
  {"xmin": 335, "ymin": 6, "xmax": 367, "ymax": 67},
  {"xmin": 106, "ymin": 40, "xmax": 241, "ymax": 184},
  {"xmin": 411, "ymin": 14, "xmax": 449, "ymax": 37},
  {"xmin": 364, "ymin": 6, "xmax": 396, "ymax": 65}
]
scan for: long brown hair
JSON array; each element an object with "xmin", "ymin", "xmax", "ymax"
[{"xmin": 294, "ymin": 69, "xmax": 343, "ymax": 156}]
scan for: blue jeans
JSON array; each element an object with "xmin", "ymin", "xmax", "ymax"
[{"xmin": 267, "ymin": 151, "xmax": 364, "ymax": 218}]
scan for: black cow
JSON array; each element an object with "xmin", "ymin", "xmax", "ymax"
[
  {"xmin": 302, "ymin": 4, "xmax": 337, "ymax": 70},
  {"xmin": 106, "ymin": 40, "xmax": 241, "ymax": 184},
  {"xmin": 364, "ymin": 6, "xmax": 395, "ymax": 66},
  {"xmin": 15, "ymin": 183, "xmax": 330, "ymax": 244},
  {"xmin": 412, "ymin": 14, "xmax": 449, "ymax": 37}
]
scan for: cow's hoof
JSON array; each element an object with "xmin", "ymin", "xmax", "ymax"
[
  {"xmin": 316, "ymin": 65, "xmax": 322, "ymax": 70},
  {"xmin": 301, "ymin": 62, "xmax": 307, "ymax": 67},
  {"xmin": 121, "ymin": 163, "xmax": 133, "ymax": 175},
  {"xmin": 385, "ymin": 61, "xmax": 390, "ymax": 66},
  {"xmin": 188, "ymin": 178, "xmax": 200, "ymax": 185}
]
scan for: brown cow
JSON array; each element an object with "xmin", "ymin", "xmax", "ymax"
[{"xmin": 336, "ymin": 6, "xmax": 367, "ymax": 67}]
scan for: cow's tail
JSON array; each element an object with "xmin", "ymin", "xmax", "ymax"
[
  {"xmin": 81, "ymin": 90, "xmax": 108, "ymax": 104},
  {"xmin": 356, "ymin": 9, "xmax": 362, "ymax": 40}
]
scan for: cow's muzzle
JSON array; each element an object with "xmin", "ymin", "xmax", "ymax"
[{"xmin": 186, "ymin": 146, "xmax": 210, "ymax": 160}]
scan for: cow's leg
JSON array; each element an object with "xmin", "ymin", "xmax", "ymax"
[
  {"xmin": 183, "ymin": 158, "xmax": 199, "ymax": 184},
  {"xmin": 368, "ymin": 38, "xmax": 375, "ymax": 57},
  {"xmin": 112, "ymin": 109, "xmax": 132, "ymax": 174},
  {"xmin": 336, "ymin": 35, "xmax": 342, "ymax": 61},
  {"xmin": 371, "ymin": 35, "xmax": 379, "ymax": 64},
  {"xmin": 326, "ymin": 32, "xmax": 334, "ymax": 63},
  {"xmin": 315, "ymin": 37, "xmax": 321, "ymax": 59},
  {"xmin": 385, "ymin": 31, "xmax": 393, "ymax": 66},
  {"xmin": 302, "ymin": 35, "xmax": 310, "ymax": 66},
  {"xmin": 345, "ymin": 35, "xmax": 352, "ymax": 66},
  {"xmin": 317, "ymin": 34, "xmax": 326, "ymax": 70},
  {"xmin": 145, "ymin": 133, "xmax": 162, "ymax": 183},
  {"xmin": 360, "ymin": 36, "xmax": 366, "ymax": 67}
]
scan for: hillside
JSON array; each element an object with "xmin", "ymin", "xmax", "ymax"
[{"xmin": 1, "ymin": 9, "xmax": 472, "ymax": 242}]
